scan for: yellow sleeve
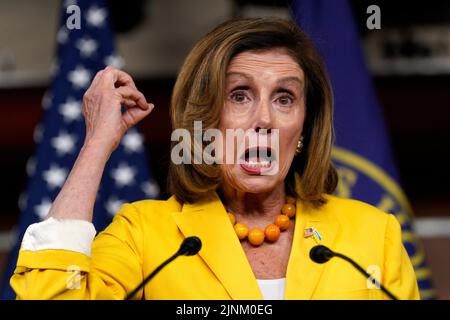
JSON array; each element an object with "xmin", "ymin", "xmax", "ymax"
[
  {"xmin": 10, "ymin": 203, "xmax": 144, "ymax": 300},
  {"xmin": 382, "ymin": 214, "xmax": 420, "ymax": 300}
]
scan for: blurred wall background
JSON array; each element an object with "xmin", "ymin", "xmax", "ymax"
[{"xmin": 0, "ymin": 0, "xmax": 449, "ymax": 298}]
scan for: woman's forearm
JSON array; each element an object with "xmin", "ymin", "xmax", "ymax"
[
  {"xmin": 47, "ymin": 141, "xmax": 111, "ymax": 222},
  {"xmin": 45, "ymin": 66, "xmax": 151, "ymax": 222}
]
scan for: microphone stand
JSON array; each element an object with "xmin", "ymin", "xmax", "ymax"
[
  {"xmin": 310, "ymin": 245, "xmax": 398, "ymax": 300},
  {"xmin": 126, "ymin": 236, "xmax": 202, "ymax": 300},
  {"xmin": 332, "ymin": 251, "xmax": 398, "ymax": 300},
  {"xmin": 126, "ymin": 251, "xmax": 181, "ymax": 300}
]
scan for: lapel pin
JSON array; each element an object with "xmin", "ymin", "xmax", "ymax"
[{"xmin": 304, "ymin": 227, "xmax": 322, "ymax": 243}]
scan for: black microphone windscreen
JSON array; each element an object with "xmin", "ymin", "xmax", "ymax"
[
  {"xmin": 310, "ymin": 245, "xmax": 334, "ymax": 264},
  {"xmin": 178, "ymin": 236, "xmax": 202, "ymax": 256}
]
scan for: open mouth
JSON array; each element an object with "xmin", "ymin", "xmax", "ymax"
[{"xmin": 239, "ymin": 147, "xmax": 276, "ymax": 174}]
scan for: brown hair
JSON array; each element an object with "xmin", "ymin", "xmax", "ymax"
[{"xmin": 168, "ymin": 17, "xmax": 338, "ymax": 207}]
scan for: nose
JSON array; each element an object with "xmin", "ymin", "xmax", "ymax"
[{"xmin": 253, "ymin": 98, "xmax": 273, "ymax": 133}]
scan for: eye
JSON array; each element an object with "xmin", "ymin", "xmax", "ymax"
[
  {"xmin": 277, "ymin": 95, "xmax": 294, "ymax": 106},
  {"xmin": 229, "ymin": 90, "xmax": 250, "ymax": 103}
]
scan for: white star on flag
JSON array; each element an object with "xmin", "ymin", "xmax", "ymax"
[
  {"xmin": 111, "ymin": 163, "xmax": 136, "ymax": 188},
  {"xmin": 51, "ymin": 131, "xmax": 77, "ymax": 156},
  {"xmin": 59, "ymin": 98, "xmax": 82, "ymax": 122},
  {"xmin": 105, "ymin": 197, "xmax": 124, "ymax": 216},
  {"xmin": 34, "ymin": 198, "xmax": 52, "ymax": 220},
  {"xmin": 42, "ymin": 164, "xmax": 68, "ymax": 189},
  {"xmin": 86, "ymin": 6, "xmax": 107, "ymax": 28},
  {"xmin": 68, "ymin": 65, "xmax": 92, "ymax": 89},
  {"xmin": 122, "ymin": 131, "xmax": 144, "ymax": 153},
  {"xmin": 141, "ymin": 181, "xmax": 160, "ymax": 198},
  {"xmin": 64, "ymin": 0, "xmax": 78, "ymax": 8},
  {"xmin": 104, "ymin": 54, "xmax": 124, "ymax": 69},
  {"xmin": 18, "ymin": 192, "xmax": 27, "ymax": 212},
  {"xmin": 26, "ymin": 157, "xmax": 36, "ymax": 176},
  {"xmin": 50, "ymin": 60, "xmax": 60, "ymax": 77},
  {"xmin": 76, "ymin": 37, "xmax": 98, "ymax": 58},
  {"xmin": 33, "ymin": 124, "xmax": 44, "ymax": 143},
  {"xmin": 57, "ymin": 27, "xmax": 69, "ymax": 44},
  {"xmin": 42, "ymin": 91, "xmax": 53, "ymax": 110}
]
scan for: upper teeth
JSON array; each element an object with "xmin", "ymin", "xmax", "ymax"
[{"xmin": 246, "ymin": 160, "xmax": 270, "ymax": 168}]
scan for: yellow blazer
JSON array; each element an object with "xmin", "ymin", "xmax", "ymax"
[{"xmin": 11, "ymin": 193, "xmax": 419, "ymax": 300}]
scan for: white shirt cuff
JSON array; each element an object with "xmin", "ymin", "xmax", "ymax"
[{"xmin": 21, "ymin": 217, "xmax": 97, "ymax": 257}]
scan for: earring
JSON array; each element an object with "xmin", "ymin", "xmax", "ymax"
[{"xmin": 295, "ymin": 136, "xmax": 304, "ymax": 155}]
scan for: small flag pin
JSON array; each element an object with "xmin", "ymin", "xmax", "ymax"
[{"xmin": 304, "ymin": 227, "xmax": 322, "ymax": 242}]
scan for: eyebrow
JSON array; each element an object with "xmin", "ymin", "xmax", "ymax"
[{"xmin": 226, "ymin": 72, "xmax": 303, "ymax": 87}]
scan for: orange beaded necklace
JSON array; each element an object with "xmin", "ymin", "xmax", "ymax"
[{"xmin": 227, "ymin": 196, "xmax": 296, "ymax": 246}]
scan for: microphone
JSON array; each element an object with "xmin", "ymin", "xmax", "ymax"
[
  {"xmin": 126, "ymin": 236, "xmax": 202, "ymax": 300},
  {"xmin": 177, "ymin": 235, "xmax": 202, "ymax": 256},
  {"xmin": 309, "ymin": 245, "xmax": 398, "ymax": 300}
]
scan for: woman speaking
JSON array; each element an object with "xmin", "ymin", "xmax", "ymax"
[{"xmin": 10, "ymin": 17, "xmax": 419, "ymax": 300}]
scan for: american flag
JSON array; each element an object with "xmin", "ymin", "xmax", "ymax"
[
  {"xmin": 1, "ymin": 0, "xmax": 159, "ymax": 299},
  {"xmin": 304, "ymin": 228, "xmax": 314, "ymax": 238},
  {"xmin": 304, "ymin": 227, "xmax": 322, "ymax": 242}
]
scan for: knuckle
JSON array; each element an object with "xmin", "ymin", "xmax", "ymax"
[
  {"xmin": 83, "ymin": 91, "xmax": 91, "ymax": 101},
  {"xmin": 95, "ymin": 70, "xmax": 104, "ymax": 78},
  {"xmin": 123, "ymin": 72, "xmax": 132, "ymax": 81},
  {"xmin": 102, "ymin": 68, "xmax": 112, "ymax": 76},
  {"xmin": 82, "ymin": 103, "xmax": 88, "ymax": 115},
  {"xmin": 104, "ymin": 65, "xmax": 116, "ymax": 73}
]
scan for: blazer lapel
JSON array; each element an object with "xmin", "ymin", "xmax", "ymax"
[
  {"xmin": 285, "ymin": 197, "xmax": 340, "ymax": 299},
  {"xmin": 172, "ymin": 193, "xmax": 263, "ymax": 300}
]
